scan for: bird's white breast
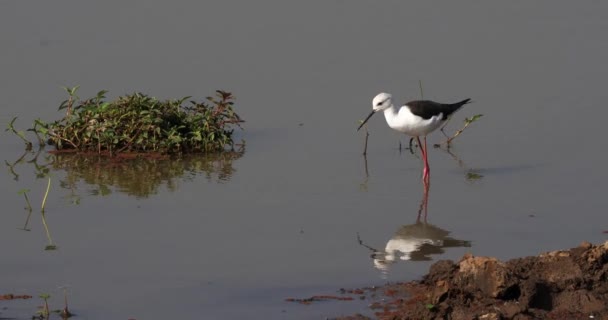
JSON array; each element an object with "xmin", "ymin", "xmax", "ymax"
[{"xmin": 383, "ymin": 106, "xmax": 445, "ymax": 136}]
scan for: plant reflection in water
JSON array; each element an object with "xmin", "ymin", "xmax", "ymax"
[{"xmin": 6, "ymin": 145, "xmax": 245, "ymax": 250}]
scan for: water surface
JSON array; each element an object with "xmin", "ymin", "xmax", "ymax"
[{"xmin": 1, "ymin": 1, "xmax": 608, "ymax": 319}]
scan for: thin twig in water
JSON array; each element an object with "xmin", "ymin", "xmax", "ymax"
[
  {"xmin": 362, "ymin": 125, "xmax": 369, "ymax": 155},
  {"xmin": 445, "ymin": 114, "xmax": 483, "ymax": 146}
]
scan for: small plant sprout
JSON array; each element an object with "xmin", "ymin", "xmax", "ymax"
[
  {"xmin": 39, "ymin": 176, "xmax": 57, "ymax": 250},
  {"xmin": 58, "ymin": 85, "xmax": 80, "ymax": 117},
  {"xmin": 59, "ymin": 286, "xmax": 73, "ymax": 318},
  {"xmin": 466, "ymin": 170, "xmax": 484, "ymax": 182},
  {"xmin": 437, "ymin": 114, "xmax": 483, "ymax": 148},
  {"xmin": 6, "ymin": 117, "xmax": 33, "ymax": 150},
  {"xmin": 38, "ymin": 293, "xmax": 51, "ymax": 319},
  {"xmin": 41, "ymin": 177, "xmax": 51, "ymax": 213}
]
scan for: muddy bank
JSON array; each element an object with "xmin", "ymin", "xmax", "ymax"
[{"xmin": 334, "ymin": 241, "xmax": 608, "ymax": 319}]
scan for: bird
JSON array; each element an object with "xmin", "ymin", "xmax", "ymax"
[{"xmin": 357, "ymin": 92, "xmax": 471, "ymax": 180}]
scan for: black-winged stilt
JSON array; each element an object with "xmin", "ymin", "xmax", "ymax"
[{"xmin": 357, "ymin": 92, "xmax": 471, "ymax": 180}]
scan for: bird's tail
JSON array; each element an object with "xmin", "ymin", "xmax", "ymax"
[
  {"xmin": 457, "ymin": 98, "xmax": 472, "ymax": 106},
  {"xmin": 443, "ymin": 98, "xmax": 472, "ymax": 117},
  {"xmin": 452, "ymin": 98, "xmax": 472, "ymax": 111}
]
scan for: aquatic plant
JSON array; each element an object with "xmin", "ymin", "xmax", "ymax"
[
  {"xmin": 466, "ymin": 170, "xmax": 484, "ymax": 182},
  {"xmin": 37, "ymin": 293, "xmax": 51, "ymax": 319},
  {"xmin": 443, "ymin": 114, "xmax": 483, "ymax": 146},
  {"xmin": 6, "ymin": 117, "xmax": 33, "ymax": 150},
  {"xmin": 59, "ymin": 286, "xmax": 73, "ymax": 318},
  {"xmin": 41, "ymin": 177, "xmax": 51, "ymax": 213},
  {"xmin": 33, "ymin": 290, "xmax": 72, "ymax": 319},
  {"xmin": 9, "ymin": 87, "xmax": 243, "ymax": 155},
  {"xmin": 15, "ymin": 176, "xmax": 57, "ymax": 249}
]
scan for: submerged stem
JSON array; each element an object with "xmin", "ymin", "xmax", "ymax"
[{"xmin": 41, "ymin": 177, "xmax": 51, "ymax": 213}]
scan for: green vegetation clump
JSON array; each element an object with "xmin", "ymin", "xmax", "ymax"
[{"xmin": 23, "ymin": 87, "xmax": 243, "ymax": 155}]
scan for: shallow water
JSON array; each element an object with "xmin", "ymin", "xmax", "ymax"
[{"xmin": 1, "ymin": 1, "xmax": 608, "ymax": 319}]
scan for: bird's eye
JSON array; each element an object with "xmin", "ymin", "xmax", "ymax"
[{"xmin": 376, "ymin": 98, "xmax": 389, "ymax": 106}]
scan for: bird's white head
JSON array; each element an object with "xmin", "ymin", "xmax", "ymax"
[
  {"xmin": 372, "ymin": 92, "xmax": 393, "ymax": 111},
  {"xmin": 357, "ymin": 92, "xmax": 394, "ymax": 131}
]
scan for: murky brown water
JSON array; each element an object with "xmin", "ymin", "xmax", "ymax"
[{"xmin": 2, "ymin": 1, "xmax": 608, "ymax": 319}]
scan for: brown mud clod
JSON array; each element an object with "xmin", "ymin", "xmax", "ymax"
[
  {"xmin": 0, "ymin": 294, "xmax": 33, "ymax": 300},
  {"xmin": 337, "ymin": 241, "xmax": 608, "ymax": 319}
]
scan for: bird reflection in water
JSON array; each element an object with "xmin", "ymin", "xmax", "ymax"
[{"xmin": 357, "ymin": 164, "xmax": 471, "ymax": 275}]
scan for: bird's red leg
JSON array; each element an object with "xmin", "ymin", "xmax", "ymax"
[
  {"xmin": 416, "ymin": 136, "xmax": 429, "ymax": 180},
  {"xmin": 423, "ymin": 136, "xmax": 430, "ymax": 179},
  {"xmin": 416, "ymin": 137, "xmax": 425, "ymax": 159}
]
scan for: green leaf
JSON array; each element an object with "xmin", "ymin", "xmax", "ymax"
[
  {"xmin": 466, "ymin": 171, "xmax": 484, "ymax": 181},
  {"xmin": 8, "ymin": 116, "xmax": 17, "ymax": 129},
  {"xmin": 466, "ymin": 114, "xmax": 483, "ymax": 123},
  {"xmin": 58, "ymin": 100, "xmax": 69, "ymax": 110},
  {"xmin": 68, "ymin": 85, "xmax": 80, "ymax": 96},
  {"xmin": 100, "ymin": 102, "xmax": 111, "ymax": 111},
  {"xmin": 96, "ymin": 89, "xmax": 108, "ymax": 98}
]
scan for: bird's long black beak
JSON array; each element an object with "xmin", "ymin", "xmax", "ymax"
[{"xmin": 357, "ymin": 110, "xmax": 376, "ymax": 131}]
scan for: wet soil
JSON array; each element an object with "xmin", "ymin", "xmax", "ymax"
[{"xmin": 329, "ymin": 241, "xmax": 608, "ymax": 319}]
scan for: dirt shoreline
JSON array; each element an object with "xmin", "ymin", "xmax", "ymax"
[{"xmin": 333, "ymin": 241, "xmax": 608, "ymax": 320}]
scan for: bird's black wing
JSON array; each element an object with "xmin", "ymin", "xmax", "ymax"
[{"xmin": 405, "ymin": 99, "xmax": 471, "ymax": 120}]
